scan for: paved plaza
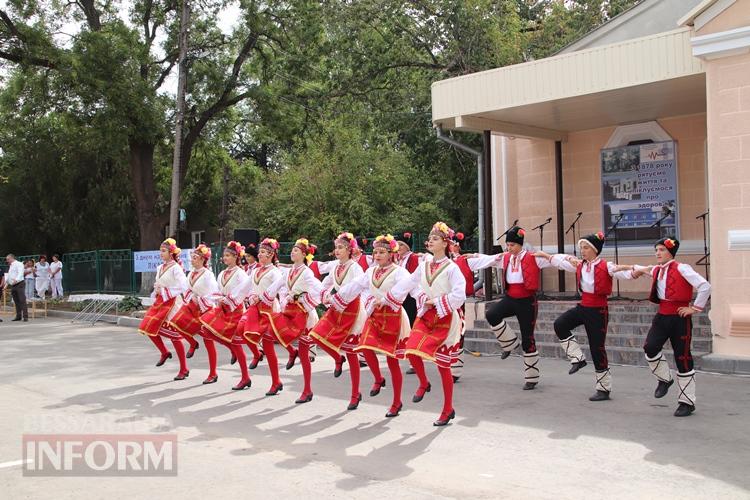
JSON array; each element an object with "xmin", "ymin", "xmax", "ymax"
[{"xmin": 1, "ymin": 318, "xmax": 749, "ymax": 499}]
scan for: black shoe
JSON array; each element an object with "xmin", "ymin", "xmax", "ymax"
[
  {"xmin": 11, "ymin": 318, "xmax": 21, "ymax": 322},
  {"xmin": 412, "ymin": 383, "xmax": 431, "ymax": 403},
  {"xmin": 265, "ymin": 383, "xmax": 283, "ymax": 396},
  {"xmin": 522, "ymin": 382, "xmax": 537, "ymax": 391},
  {"xmin": 654, "ymin": 379, "xmax": 674, "ymax": 399},
  {"xmin": 385, "ymin": 402, "xmax": 403, "ymax": 418},
  {"xmin": 433, "ymin": 409, "xmax": 455, "ymax": 427},
  {"xmin": 347, "ymin": 393, "xmax": 362, "ymax": 410},
  {"xmin": 589, "ymin": 390, "xmax": 610, "ymax": 401},
  {"xmin": 286, "ymin": 350, "xmax": 298, "ymax": 370},
  {"xmin": 452, "ymin": 375, "xmax": 460, "ymax": 383},
  {"xmin": 22, "ymin": 318, "xmax": 28, "ymax": 322},
  {"xmin": 202, "ymin": 375, "xmax": 218, "ymax": 385},
  {"xmin": 500, "ymin": 350, "xmax": 511, "ymax": 360},
  {"xmin": 230, "ymin": 354, "xmax": 237, "ymax": 365},
  {"xmin": 370, "ymin": 378, "xmax": 386, "ymax": 397},
  {"xmin": 569, "ymin": 360, "xmax": 587, "ymax": 375},
  {"xmin": 674, "ymin": 402, "xmax": 695, "ymax": 417},
  {"xmin": 406, "ymin": 367, "xmax": 416, "ymax": 375},
  {"xmin": 186, "ymin": 343, "xmax": 199, "ymax": 359},
  {"xmin": 249, "ymin": 353, "xmax": 264, "ymax": 370},
  {"xmin": 232, "ymin": 379, "xmax": 252, "ymax": 390},
  {"xmin": 173, "ymin": 370, "xmax": 189, "ymax": 381},
  {"xmin": 334, "ymin": 355, "xmax": 346, "ymax": 378},
  {"xmin": 359, "ymin": 360, "xmax": 368, "ymax": 368},
  {"xmin": 295, "ymin": 393, "xmax": 313, "ymax": 404},
  {"xmin": 156, "ymin": 352, "xmax": 172, "ymax": 367}
]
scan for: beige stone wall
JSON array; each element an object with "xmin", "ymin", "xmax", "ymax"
[
  {"xmin": 695, "ymin": 1, "xmax": 750, "ymax": 36},
  {"xmin": 704, "ymin": 49, "xmax": 750, "ymax": 356},
  {"xmin": 492, "ymin": 114, "xmax": 708, "ymax": 293}
]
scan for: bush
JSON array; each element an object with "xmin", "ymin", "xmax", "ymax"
[
  {"xmin": 119, "ymin": 295, "xmax": 142, "ymax": 312},
  {"xmin": 71, "ymin": 299, "xmax": 93, "ymax": 312}
]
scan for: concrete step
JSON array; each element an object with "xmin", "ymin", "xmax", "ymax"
[
  {"xmin": 473, "ymin": 313, "xmax": 712, "ymax": 330},
  {"xmin": 465, "ymin": 329, "xmax": 713, "ymax": 352},
  {"xmin": 463, "ymin": 338, "xmax": 710, "ymax": 369}
]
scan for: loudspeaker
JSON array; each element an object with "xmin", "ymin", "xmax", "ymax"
[{"xmin": 233, "ymin": 229, "xmax": 260, "ymax": 247}]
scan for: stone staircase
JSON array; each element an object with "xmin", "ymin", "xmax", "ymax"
[{"xmin": 464, "ymin": 300, "xmax": 712, "ymax": 368}]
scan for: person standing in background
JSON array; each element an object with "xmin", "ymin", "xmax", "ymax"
[
  {"xmin": 5, "ymin": 254, "xmax": 28, "ymax": 321},
  {"xmin": 34, "ymin": 255, "xmax": 50, "ymax": 300},
  {"xmin": 50, "ymin": 254, "xmax": 63, "ymax": 298},
  {"xmin": 23, "ymin": 260, "xmax": 35, "ymax": 301}
]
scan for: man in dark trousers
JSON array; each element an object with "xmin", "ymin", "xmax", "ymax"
[{"xmin": 5, "ymin": 254, "xmax": 28, "ymax": 321}]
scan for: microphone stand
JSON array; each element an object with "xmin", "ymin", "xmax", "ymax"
[
  {"xmin": 532, "ymin": 217, "xmax": 552, "ymax": 299},
  {"xmin": 650, "ymin": 209, "xmax": 672, "ymax": 237},
  {"xmin": 696, "ymin": 210, "xmax": 710, "ymax": 280},
  {"xmin": 607, "ymin": 213, "xmax": 625, "ymax": 299},
  {"xmin": 566, "ymin": 212, "xmax": 583, "ymax": 298},
  {"xmin": 496, "ymin": 219, "xmax": 519, "ymax": 243}
]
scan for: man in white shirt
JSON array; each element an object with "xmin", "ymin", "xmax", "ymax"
[{"xmin": 5, "ymin": 254, "xmax": 28, "ymax": 321}]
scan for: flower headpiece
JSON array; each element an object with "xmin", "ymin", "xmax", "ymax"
[
  {"xmin": 429, "ymin": 221, "xmax": 456, "ymax": 241},
  {"xmin": 225, "ymin": 240, "xmax": 245, "ymax": 260},
  {"xmin": 334, "ymin": 231, "xmax": 359, "ymax": 251},
  {"xmin": 260, "ymin": 238, "xmax": 280, "ymax": 253},
  {"xmin": 373, "ymin": 234, "xmax": 399, "ymax": 253},
  {"xmin": 161, "ymin": 238, "xmax": 181, "ymax": 256},
  {"xmin": 295, "ymin": 238, "xmax": 317, "ymax": 264},
  {"xmin": 193, "ymin": 243, "xmax": 211, "ymax": 263}
]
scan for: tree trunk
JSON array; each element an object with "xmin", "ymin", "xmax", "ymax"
[{"xmin": 129, "ymin": 139, "xmax": 167, "ymax": 249}]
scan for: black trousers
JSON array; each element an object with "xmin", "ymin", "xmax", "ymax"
[
  {"xmin": 554, "ymin": 305, "xmax": 609, "ymax": 370},
  {"xmin": 403, "ymin": 296, "xmax": 417, "ymax": 327},
  {"xmin": 644, "ymin": 314, "xmax": 693, "ymax": 373},
  {"xmin": 485, "ymin": 296, "xmax": 538, "ymax": 353},
  {"xmin": 11, "ymin": 282, "xmax": 28, "ymax": 320}
]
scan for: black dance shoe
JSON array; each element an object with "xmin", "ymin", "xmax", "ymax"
[
  {"xmin": 569, "ymin": 360, "xmax": 587, "ymax": 375},
  {"xmin": 202, "ymin": 375, "xmax": 218, "ymax": 385},
  {"xmin": 173, "ymin": 370, "xmax": 189, "ymax": 381},
  {"xmin": 334, "ymin": 355, "xmax": 346, "ymax": 378},
  {"xmin": 385, "ymin": 402, "xmax": 403, "ymax": 418},
  {"xmin": 412, "ymin": 383, "xmax": 431, "ymax": 403},
  {"xmin": 295, "ymin": 393, "xmax": 313, "ymax": 404},
  {"xmin": 347, "ymin": 393, "xmax": 362, "ymax": 410},
  {"xmin": 232, "ymin": 379, "xmax": 252, "ymax": 390},
  {"xmin": 433, "ymin": 409, "xmax": 455, "ymax": 427},
  {"xmin": 265, "ymin": 383, "xmax": 283, "ymax": 396},
  {"xmin": 156, "ymin": 352, "xmax": 172, "ymax": 367},
  {"xmin": 589, "ymin": 390, "xmax": 610, "ymax": 401},
  {"xmin": 654, "ymin": 379, "xmax": 674, "ymax": 399},
  {"xmin": 522, "ymin": 382, "xmax": 537, "ymax": 391},
  {"xmin": 674, "ymin": 403, "xmax": 695, "ymax": 417},
  {"xmin": 370, "ymin": 378, "xmax": 386, "ymax": 397},
  {"xmin": 286, "ymin": 350, "xmax": 298, "ymax": 370}
]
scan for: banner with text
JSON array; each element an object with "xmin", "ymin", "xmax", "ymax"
[
  {"xmin": 134, "ymin": 249, "xmax": 193, "ymax": 273},
  {"xmin": 600, "ymin": 141, "xmax": 678, "ymax": 243}
]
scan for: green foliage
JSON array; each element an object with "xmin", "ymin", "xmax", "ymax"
[
  {"xmin": 0, "ymin": 0, "xmax": 639, "ymax": 254},
  {"xmin": 118, "ymin": 295, "xmax": 143, "ymax": 312}
]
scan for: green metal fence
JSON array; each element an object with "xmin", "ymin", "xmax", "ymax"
[{"xmin": 63, "ymin": 249, "xmax": 135, "ymax": 294}]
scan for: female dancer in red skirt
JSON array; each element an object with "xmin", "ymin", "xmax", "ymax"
[
  {"xmin": 199, "ymin": 241, "xmax": 253, "ymax": 390},
  {"xmin": 234, "ymin": 243, "xmax": 265, "ymax": 369},
  {"xmin": 389, "ymin": 222, "xmax": 467, "ymax": 426},
  {"xmin": 310, "ymin": 232, "xmax": 386, "ymax": 410},
  {"xmin": 267, "ymin": 238, "xmax": 323, "ymax": 403},
  {"xmin": 138, "ymin": 238, "xmax": 189, "ymax": 379},
  {"xmin": 166, "ymin": 244, "xmax": 219, "ymax": 379},
  {"xmin": 333, "ymin": 234, "xmax": 412, "ymax": 417},
  {"xmin": 238, "ymin": 238, "xmax": 288, "ymax": 396}
]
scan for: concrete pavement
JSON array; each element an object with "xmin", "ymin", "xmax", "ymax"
[{"xmin": 1, "ymin": 318, "xmax": 749, "ymax": 499}]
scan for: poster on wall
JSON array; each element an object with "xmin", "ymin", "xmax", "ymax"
[
  {"xmin": 134, "ymin": 249, "xmax": 193, "ymax": 273},
  {"xmin": 601, "ymin": 141, "xmax": 678, "ymax": 244}
]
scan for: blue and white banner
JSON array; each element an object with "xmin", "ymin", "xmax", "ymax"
[
  {"xmin": 601, "ymin": 141, "xmax": 678, "ymax": 241},
  {"xmin": 134, "ymin": 249, "xmax": 193, "ymax": 273}
]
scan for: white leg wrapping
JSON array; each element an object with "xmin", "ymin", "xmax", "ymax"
[
  {"xmin": 523, "ymin": 351, "xmax": 540, "ymax": 384},
  {"xmin": 492, "ymin": 320, "xmax": 520, "ymax": 352},
  {"xmin": 646, "ymin": 352, "xmax": 673, "ymax": 383},
  {"xmin": 595, "ymin": 369, "xmax": 612, "ymax": 393},
  {"xmin": 677, "ymin": 370, "xmax": 696, "ymax": 406},
  {"xmin": 559, "ymin": 335, "xmax": 585, "ymax": 364}
]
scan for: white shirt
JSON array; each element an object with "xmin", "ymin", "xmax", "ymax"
[
  {"xmin": 550, "ymin": 255, "xmax": 635, "ymax": 293},
  {"xmin": 50, "ymin": 261, "xmax": 63, "ymax": 279},
  {"xmin": 35, "ymin": 262, "xmax": 50, "ymax": 280},
  {"xmin": 498, "ymin": 250, "xmax": 552, "ymax": 284},
  {"xmin": 641, "ymin": 260, "xmax": 711, "ymax": 311},
  {"xmin": 7, "ymin": 260, "xmax": 25, "ymax": 285}
]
